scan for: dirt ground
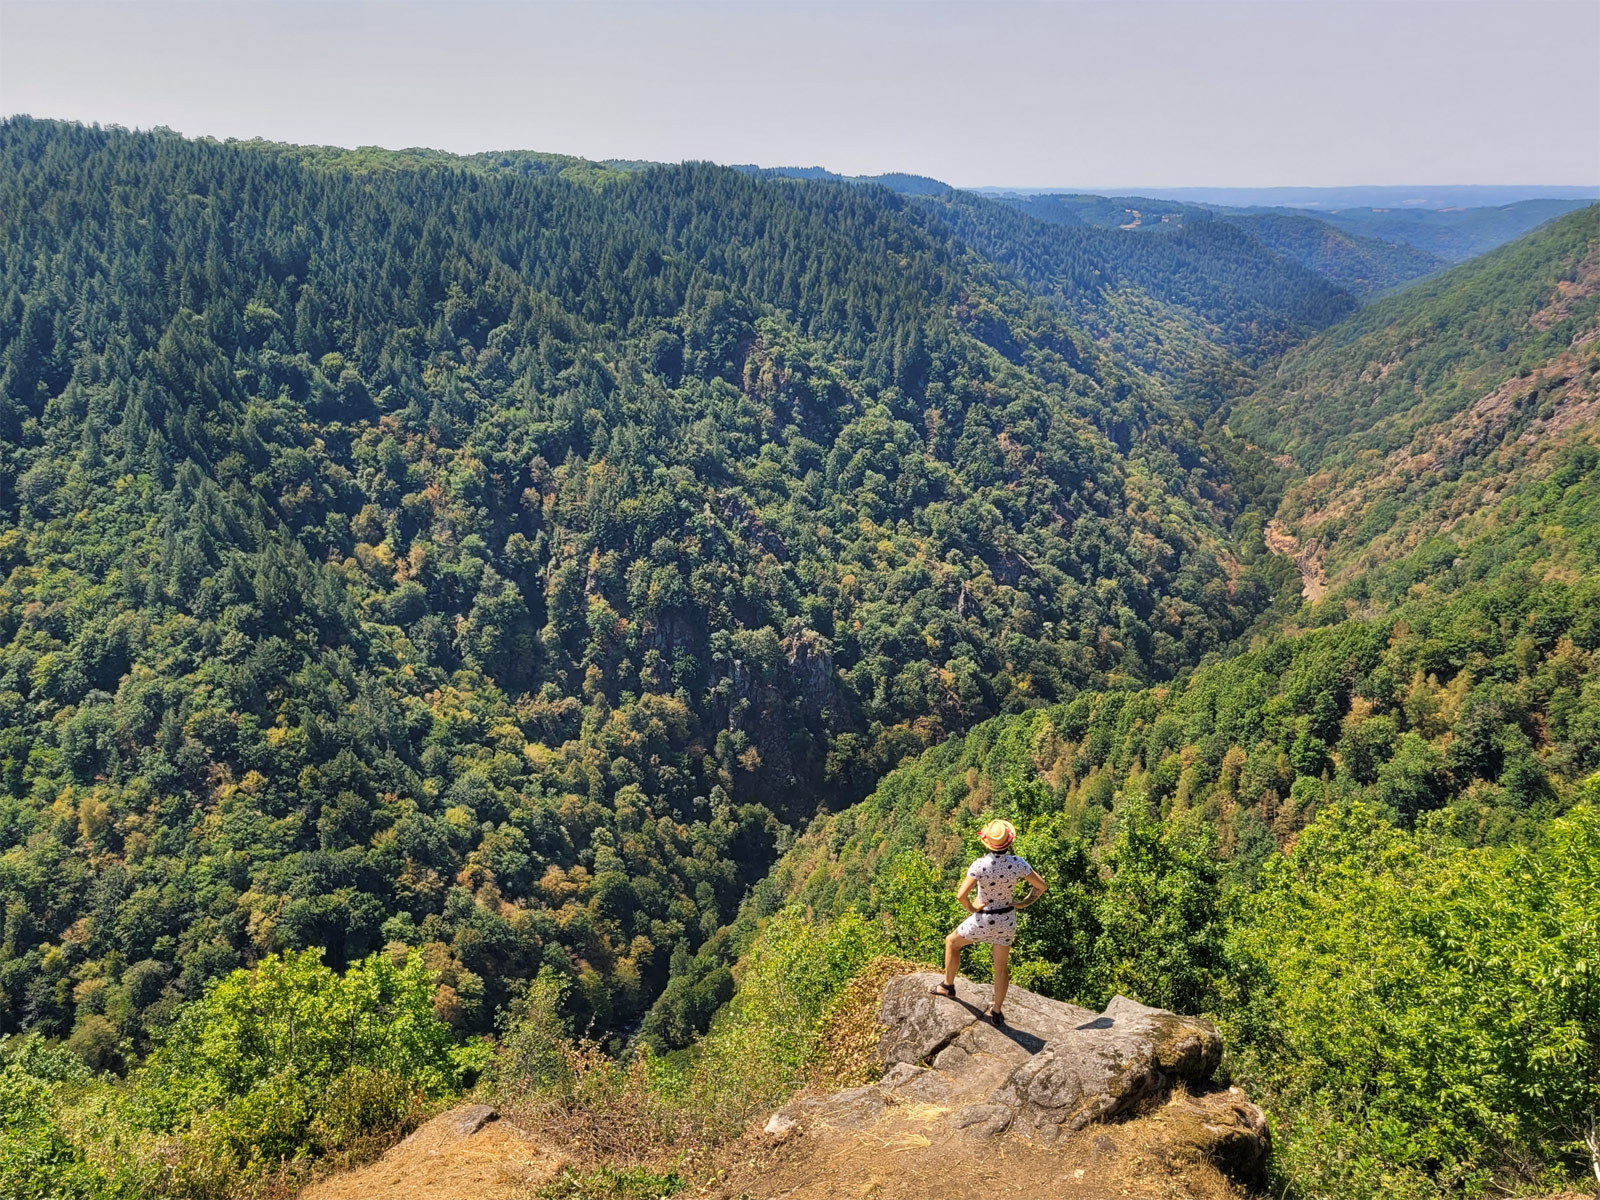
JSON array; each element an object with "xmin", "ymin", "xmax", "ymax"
[
  {"xmin": 291, "ymin": 1097, "xmax": 1240, "ymax": 1200},
  {"xmin": 694, "ymin": 1093, "xmax": 1246, "ymax": 1200},
  {"xmin": 295, "ymin": 1106, "xmax": 564, "ymax": 1200},
  {"xmin": 292, "ymin": 1100, "xmax": 1595, "ymax": 1200}
]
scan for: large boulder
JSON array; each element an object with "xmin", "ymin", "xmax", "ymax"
[{"xmin": 771, "ymin": 972, "xmax": 1268, "ymax": 1182}]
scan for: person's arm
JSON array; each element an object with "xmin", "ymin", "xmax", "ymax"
[
  {"xmin": 956, "ymin": 874, "xmax": 979, "ymax": 914},
  {"xmin": 1016, "ymin": 870, "xmax": 1048, "ymax": 909}
]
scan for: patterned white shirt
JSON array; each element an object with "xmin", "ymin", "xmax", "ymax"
[
  {"xmin": 955, "ymin": 851, "xmax": 1033, "ymax": 947},
  {"xmin": 966, "ymin": 852, "xmax": 1032, "ymax": 910}
]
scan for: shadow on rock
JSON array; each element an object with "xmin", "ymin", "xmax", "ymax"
[{"xmin": 770, "ymin": 971, "xmax": 1269, "ymax": 1185}]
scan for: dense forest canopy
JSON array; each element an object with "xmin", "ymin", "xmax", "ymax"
[{"xmin": 0, "ymin": 117, "xmax": 1335, "ymax": 1046}]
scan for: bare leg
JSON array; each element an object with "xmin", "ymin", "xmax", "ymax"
[
  {"xmin": 943, "ymin": 931, "xmax": 971, "ymax": 988},
  {"xmin": 991, "ymin": 945, "xmax": 1010, "ymax": 1013}
]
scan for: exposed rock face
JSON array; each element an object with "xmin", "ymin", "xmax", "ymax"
[
  {"xmin": 771, "ymin": 972, "xmax": 1268, "ymax": 1182},
  {"xmin": 1155, "ymin": 1087, "xmax": 1273, "ymax": 1180},
  {"xmin": 437, "ymin": 1103, "xmax": 500, "ymax": 1138}
]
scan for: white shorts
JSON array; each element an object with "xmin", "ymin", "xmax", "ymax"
[{"xmin": 956, "ymin": 908, "xmax": 1017, "ymax": 947}]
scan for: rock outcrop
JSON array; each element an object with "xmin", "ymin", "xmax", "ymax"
[{"xmin": 770, "ymin": 972, "xmax": 1269, "ymax": 1182}]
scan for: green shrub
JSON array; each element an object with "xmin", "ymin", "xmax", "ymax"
[
  {"xmin": 127, "ymin": 947, "xmax": 467, "ymax": 1183},
  {"xmin": 1088, "ymin": 803, "xmax": 1228, "ymax": 1014},
  {"xmin": 537, "ymin": 1163, "xmax": 684, "ymax": 1199},
  {"xmin": 1231, "ymin": 799, "xmax": 1600, "ymax": 1196},
  {"xmin": 483, "ymin": 969, "xmax": 573, "ymax": 1102},
  {"xmin": 874, "ymin": 850, "xmax": 957, "ymax": 964},
  {"xmin": 0, "ymin": 1037, "xmax": 117, "ymax": 1200},
  {"xmin": 1009, "ymin": 816, "xmax": 1102, "ymax": 1001}
]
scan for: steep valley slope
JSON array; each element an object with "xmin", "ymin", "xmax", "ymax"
[
  {"xmin": 1231, "ymin": 204, "xmax": 1600, "ymax": 613},
  {"xmin": 641, "ymin": 204, "xmax": 1600, "ymax": 1200},
  {"xmin": 0, "ymin": 116, "xmax": 1346, "ymax": 1046}
]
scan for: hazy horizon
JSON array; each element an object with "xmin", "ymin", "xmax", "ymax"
[
  {"xmin": 0, "ymin": 116, "xmax": 1595, "ymax": 202},
  {"xmin": 2, "ymin": 0, "xmax": 1597, "ymax": 190}
]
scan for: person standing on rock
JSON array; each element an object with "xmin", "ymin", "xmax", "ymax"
[{"xmin": 929, "ymin": 818, "xmax": 1047, "ymax": 1025}]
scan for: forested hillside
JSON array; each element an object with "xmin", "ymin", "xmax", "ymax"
[
  {"xmin": 0, "ymin": 117, "xmax": 1345, "ymax": 1048},
  {"xmin": 656, "ymin": 204, "xmax": 1600, "ymax": 1197},
  {"xmin": 916, "ymin": 191, "xmax": 1355, "ymax": 367},
  {"xmin": 997, "ymin": 192, "xmax": 1448, "ymax": 298},
  {"xmin": 1310, "ymin": 198, "xmax": 1598, "ymax": 262},
  {"xmin": 4, "ymin": 116, "xmax": 1595, "ymax": 1200},
  {"xmin": 1220, "ymin": 212, "xmax": 1446, "ymax": 296},
  {"xmin": 1232, "ymin": 203, "xmax": 1600, "ymax": 605}
]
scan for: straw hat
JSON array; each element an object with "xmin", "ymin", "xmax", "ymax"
[{"xmin": 979, "ymin": 819, "xmax": 1016, "ymax": 851}]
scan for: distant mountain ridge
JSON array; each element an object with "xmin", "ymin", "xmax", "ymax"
[
  {"xmin": 220, "ymin": 136, "xmax": 1596, "ymax": 295},
  {"xmin": 979, "ymin": 184, "xmax": 1600, "ymax": 209},
  {"xmin": 992, "ymin": 191, "xmax": 1596, "ymax": 274},
  {"xmin": 1303, "ymin": 199, "xmax": 1597, "ymax": 262},
  {"xmin": 726, "ymin": 167, "xmax": 1592, "ymax": 293},
  {"xmin": 729, "ymin": 164, "xmax": 952, "ymax": 195}
]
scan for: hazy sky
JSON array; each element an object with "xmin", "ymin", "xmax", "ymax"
[{"xmin": 2, "ymin": 0, "xmax": 1597, "ymax": 188}]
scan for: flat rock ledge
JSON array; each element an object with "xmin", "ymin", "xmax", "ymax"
[{"xmin": 771, "ymin": 972, "xmax": 1269, "ymax": 1181}]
